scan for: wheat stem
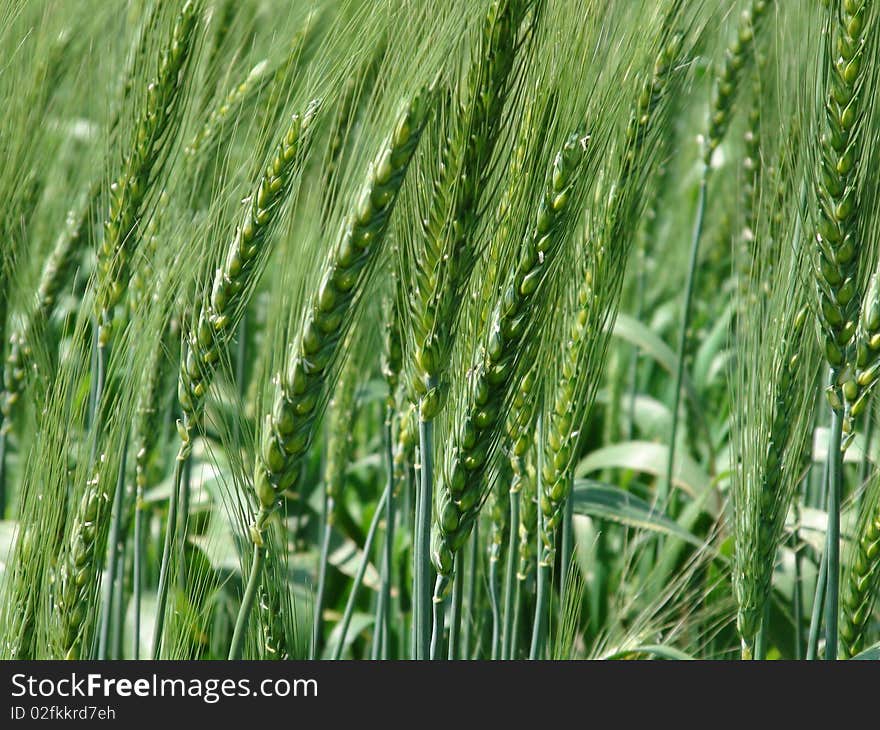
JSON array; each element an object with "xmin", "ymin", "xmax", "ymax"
[
  {"xmin": 793, "ymin": 519, "xmax": 804, "ymax": 659},
  {"xmin": 333, "ymin": 483, "xmax": 389, "ymax": 660},
  {"xmin": 807, "ymin": 544, "xmax": 828, "ymax": 660},
  {"xmin": 313, "ymin": 494, "xmax": 333, "ymax": 656},
  {"xmin": 97, "ymin": 436, "xmax": 128, "ymax": 659},
  {"xmin": 530, "ymin": 415, "xmax": 547, "ymax": 660},
  {"xmin": 372, "ymin": 415, "xmax": 396, "ymax": 660},
  {"xmin": 415, "ymin": 414, "xmax": 434, "ymax": 659},
  {"xmin": 151, "ymin": 444, "xmax": 187, "ymax": 659},
  {"xmin": 664, "ymin": 168, "xmax": 707, "ymax": 505},
  {"xmin": 825, "ymin": 399, "xmax": 843, "ymax": 659},
  {"xmin": 132, "ymin": 482, "xmax": 143, "ymax": 661},
  {"xmin": 448, "ymin": 552, "xmax": 464, "ymax": 659},
  {"xmin": 228, "ymin": 540, "xmax": 264, "ymax": 660},
  {"xmin": 511, "ymin": 574, "xmax": 523, "ymax": 659},
  {"xmin": 530, "ymin": 563, "xmax": 550, "ymax": 660},
  {"xmin": 488, "ymin": 541, "xmax": 502, "ymax": 659},
  {"xmin": 429, "ymin": 574, "xmax": 448, "ymax": 660},
  {"xmin": 462, "ymin": 523, "xmax": 479, "ymax": 659},
  {"xmin": 501, "ymin": 485, "xmax": 519, "ymax": 660}
]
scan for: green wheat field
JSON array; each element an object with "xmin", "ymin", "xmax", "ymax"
[{"xmin": 1, "ymin": 0, "xmax": 879, "ymax": 661}]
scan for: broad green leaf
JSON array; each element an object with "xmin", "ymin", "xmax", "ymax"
[
  {"xmin": 598, "ymin": 391, "xmax": 672, "ymax": 440},
  {"xmin": 327, "ymin": 535, "xmax": 381, "ymax": 591},
  {"xmin": 575, "ymin": 440, "xmax": 710, "ymax": 497},
  {"xmin": 692, "ymin": 303, "xmax": 732, "ymax": 391},
  {"xmin": 612, "ymin": 314, "xmax": 712, "ymax": 456},
  {"xmin": 189, "ymin": 511, "xmax": 241, "ymax": 573},
  {"xmin": 603, "ymin": 644, "xmax": 696, "ymax": 660},
  {"xmin": 571, "ymin": 479, "xmax": 703, "ymax": 547},
  {"xmin": 611, "ymin": 313, "xmax": 702, "ymax": 411},
  {"xmin": 653, "ymin": 490, "xmax": 720, "ymax": 585},
  {"xmin": 322, "ymin": 612, "xmax": 374, "ymax": 659}
]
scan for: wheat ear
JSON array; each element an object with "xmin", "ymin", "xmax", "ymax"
[
  {"xmin": 152, "ymin": 102, "xmax": 319, "ymax": 659},
  {"xmin": 539, "ymin": 37, "xmax": 680, "ymax": 562},
  {"xmin": 96, "ymin": 0, "xmax": 200, "ymax": 347},
  {"xmin": 812, "ymin": 0, "xmax": 875, "ymax": 661},
  {"xmin": 840, "ymin": 474, "xmax": 880, "ymax": 657},
  {"xmin": 226, "ymin": 86, "xmax": 435, "ymax": 659},
  {"xmin": 843, "ymin": 274, "xmax": 880, "ymax": 439},
  {"xmin": 430, "ymin": 130, "xmax": 589, "ymax": 594},
  {"xmin": 1, "ymin": 189, "xmax": 95, "ymax": 425},
  {"xmin": 408, "ymin": 0, "xmax": 532, "ymax": 417}
]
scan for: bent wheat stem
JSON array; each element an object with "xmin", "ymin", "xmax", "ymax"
[{"xmin": 333, "ymin": 484, "xmax": 390, "ymax": 660}]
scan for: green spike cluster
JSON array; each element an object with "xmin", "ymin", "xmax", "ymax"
[
  {"xmin": 516, "ymin": 456, "xmax": 538, "ymax": 581},
  {"xmin": 539, "ymin": 37, "xmax": 680, "ymax": 558},
  {"xmin": 56, "ymin": 471, "xmax": 110, "ymax": 659},
  {"xmin": 814, "ymin": 0, "xmax": 871, "ymax": 376},
  {"xmin": 507, "ymin": 367, "xmax": 538, "ymax": 461},
  {"xmin": 431, "ymin": 130, "xmax": 589, "ymax": 576},
  {"xmin": 258, "ymin": 588, "xmax": 287, "ymax": 659},
  {"xmin": 843, "ymin": 274, "xmax": 880, "ymax": 439},
  {"xmin": 504, "ymin": 367, "xmax": 539, "ymax": 577},
  {"xmin": 393, "ymin": 403, "xmax": 417, "ymax": 496},
  {"xmin": 2, "ymin": 524, "xmax": 37, "ymax": 658},
  {"xmin": 840, "ymin": 484, "xmax": 880, "ymax": 657},
  {"xmin": 410, "ymin": 0, "xmax": 531, "ymax": 418},
  {"xmin": 184, "ymin": 58, "xmax": 270, "ymax": 163},
  {"xmin": 735, "ymin": 304, "xmax": 811, "ymax": 648},
  {"xmin": 258, "ymin": 558, "xmax": 290, "ymax": 660},
  {"xmin": 382, "ymin": 295, "xmax": 403, "ymax": 409},
  {"xmin": 253, "ymin": 87, "xmax": 434, "ymax": 528},
  {"xmin": 488, "ymin": 468, "xmax": 510, "ymax": 566},
  {"xmin": 96, "ymin": 0, "xmax": 200, "ymax": 346},
  {"xmin": 705, "ymin": 0, "xmax": 771, "ymax": 163},
  {"xmin": 128, "ymin": 191, "xmax": 169, "ymax": 314},
  {"xmin": 177, "ymin": 103, "xmax": 318, "ymax": 440},
  {"xmin": 324, "ymin": 359, "xmax": 360, "ymax": 526},
  {"xmin": 2, "ymin": 192, "xmax": 94, "ymax": 424},
  {"xmin": 738, "ymin": 100, "xmax": 761, "ymax": 300}
]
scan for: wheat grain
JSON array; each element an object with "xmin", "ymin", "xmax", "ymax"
[
  {"xmin": 408, "ymin": 0, "xmax": 533, "ymax": 418},
  {"xmin": 705, "ymin": 0, "xmax": 771, "ymax": 164},
  {"xmin": 1, "ymin": 190, "xmax": 94, "ymax": 424},
  {"xmin": 843, "ymin": 273, "xmax": 880, "ymax": 440}
]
